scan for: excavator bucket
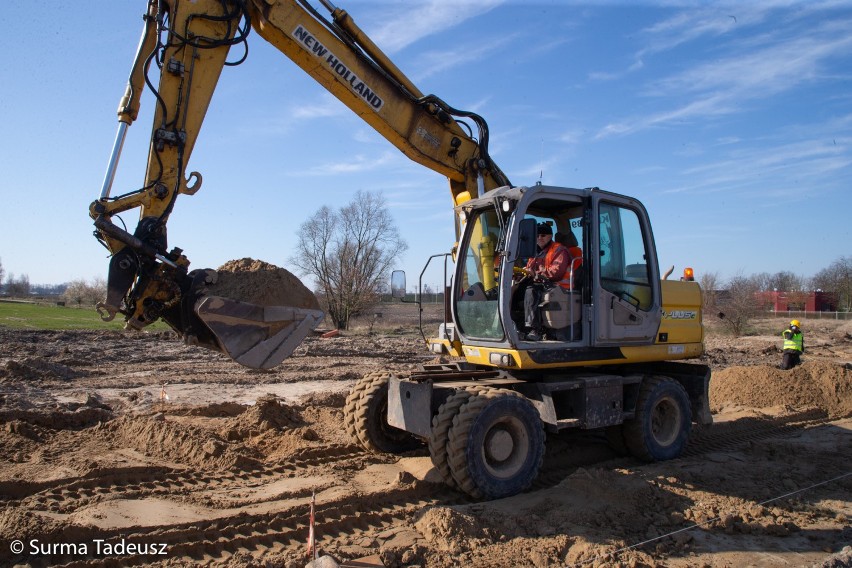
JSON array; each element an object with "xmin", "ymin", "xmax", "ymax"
[
  {"xmin": 194, "ymin": 295, "xmax": 324, "ymax": 369},
  {"xmin": 174, "ymin": 259, "xmax": 325, "ymax": 370}
]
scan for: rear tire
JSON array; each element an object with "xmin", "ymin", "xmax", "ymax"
[
  {"xmin": 623, "ymin": 376, "xmax": 691, "ymax": 462},
  {"xmin": 344, "ymin": 372, "xmax": 376, "ymax": 442},
  {"xmin": 447, "ymin": 391, "xmax": 545, "ymax": 500},
  {"xmin": 346, "ymin": 371, "xmax": 421, "ymax": 453}
]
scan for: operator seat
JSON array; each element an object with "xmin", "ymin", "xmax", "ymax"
[
  {"xmin": 540, "ymin": 230, "xmax": 584, "ymax": 340},
  {"xmin": 554, "ymin": 231, "xmax": 583, "ymax": 288}
]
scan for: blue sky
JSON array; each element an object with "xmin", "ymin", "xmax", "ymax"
[{"xmin": 1, "ymin": 0, "xmax": 850, "ymax": 293}]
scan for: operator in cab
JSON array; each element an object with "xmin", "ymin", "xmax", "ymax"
[{"xmin": 521, "ymin": 222, "xmax": 573, "ymax": 341}]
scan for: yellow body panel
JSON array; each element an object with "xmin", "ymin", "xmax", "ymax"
[
  {"xmin": 455, "ymin": 279, "xmax": 704, "ymax": 370},
  {"xmin": 460, "ymin": 342, "xmax": 704, "ymax": 369},
  {"xmin": 658, "ymin": 279, "xmax": 704, "ymax": 345}
]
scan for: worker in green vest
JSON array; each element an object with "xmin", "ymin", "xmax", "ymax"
[{"xmin": 780, "ymin": 319, "xmax": 804, "ymax": 370}]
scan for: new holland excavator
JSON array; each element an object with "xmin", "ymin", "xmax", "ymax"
[{"xmin": 92, "ymin": 0, "xmax": 712, "ymax": 500}]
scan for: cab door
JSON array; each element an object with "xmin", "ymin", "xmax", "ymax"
[{"xmin": 591, "ymin": 192, "xmax": 662, "ymax": 345}]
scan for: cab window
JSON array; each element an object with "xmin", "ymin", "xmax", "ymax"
[
  {"xmin": 599, "ymin": 202, "xmax": 652, "ymax": 310},
  {"xmin": 455, "ymin": 209, "xmax": 503, "ymax": 340}
]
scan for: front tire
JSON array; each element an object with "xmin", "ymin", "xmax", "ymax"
[
  {"xmin": 446, "ymin": 391, "xmax": 545, "ymax": 500},
  {"xmin": 429, "ymin": 390, "xmax": 477, "ymax": 489},
  {"xmin": 345, "ymin": 371, "xmax": 421, "ymax": 453},
  {"xmin": 623, "ymin": 376, "xmax": 692, "ymax": 462}
]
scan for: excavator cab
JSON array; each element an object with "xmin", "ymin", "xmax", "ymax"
[{"xmin": 439, "ymin": 184, "xmax": 665, "ymax": 368}]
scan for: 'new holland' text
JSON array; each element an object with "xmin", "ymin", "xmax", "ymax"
[{"xmin": 293, "ymin": 26, "xmax": 384, "ymax": 110}]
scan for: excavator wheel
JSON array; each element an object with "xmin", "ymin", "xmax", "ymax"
[
  {"xmin": 343, "ymin": 372, "xmax": 375, "ymax": 443},
  {"xmin": 446, "ymin": 390, "xmax": 544, "ymax": 500},
  {"xmin": 623, "ymin": 376, "xmax": 692, "ymax": 462},
  {"xmin": 346, "ymin": 371, "xmax": 421, "ymax": 454},
  {"xmin": 428, "ymin": 386, "xmax": 493, "ymax": 489}
]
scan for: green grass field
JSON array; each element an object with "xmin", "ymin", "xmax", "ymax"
[{"xmin": 0, "ymin": 301, "xmax": 170, "ymax": 331}]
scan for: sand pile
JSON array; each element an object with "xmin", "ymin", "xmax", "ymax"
[
  {"xmin": 710, "ymin": 360, "xmax": 852, "ymax": 417},
  {"xmin": 210, "ymin": 258, "xmax": 319, "ymax": 310},
  {"xmin": 105, "ymin": 415, "xmax": 260, "ymax": 470},
  {"xmin": 223, "ymin": 394, "xmax": 302, "ymax": 441},
  {"xmin": 415, "ymin": 507, "xmax": 491, "ymax": 552}
]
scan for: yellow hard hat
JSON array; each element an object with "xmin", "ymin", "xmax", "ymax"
[{"xmin": 790, "ymin": 319, "xmax": 800, "ymax": 327}]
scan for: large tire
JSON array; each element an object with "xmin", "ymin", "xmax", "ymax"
[
  {"xmin": 623, "ymin": 376, "xmax": 692, "ymax": 462},
  {"xmin": 428, "ymin": 386, "xmax": 493, "ymax": 489},
  {"xmin": 343, "ymin": 372, "xmax": 379, "ymax": 443},
  {"xmin": 429, "ymin": 390, "xmax": 476, "ymax": 489},
  {"xmin": 446, "ymin": 391, "xmax": 545, "ymax": 500},
  {"xmin": 347, "ymin": 371, "xmax": 420, "ymax": 454}
]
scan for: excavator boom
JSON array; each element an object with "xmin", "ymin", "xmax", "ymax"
[{"xmin": 91, "ymin": 0, "xmax": 507, "ymax": 368}]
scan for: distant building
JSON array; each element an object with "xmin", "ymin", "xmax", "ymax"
[{"xmin": 756, "ymin": 290, "xmax": 836, "ymax": 312}]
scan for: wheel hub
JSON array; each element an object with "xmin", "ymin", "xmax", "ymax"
[
  {"xmin": 485, "ymin": 428, "xmax": 514, "ymax": 462},
  {"xmin": 651, "ymin": 396, "xmax": 681, "ymax": 446}
]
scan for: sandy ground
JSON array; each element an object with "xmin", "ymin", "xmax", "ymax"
[{"xmin": 0, "ymin": 314, "xmax": 851, "ymax": 568}]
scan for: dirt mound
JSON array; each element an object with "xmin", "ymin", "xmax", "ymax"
[
  {"xmin": 0, "ymin": 392, "xmax": 113, "ymax": 430},
  {"xmin": 0, "ymin": 407, "xmax": 113, "ymax": 430},
  {"xmin": 0, "ymin": 508, "xmax": 65, "ymax": 542},
  {"xmin": 298, "ymin": 390, "xmax": 348, "ymax": 409},
  {"xmin": 211, "ymin": 258, "xmax": 319, "ymax": 310},
  {"xmin": 710, "ymin": 360, "xmax": 852, "ymax": 417},
  {"xmin": 177, "ymin": 402, "xmax": 247, "ymax": 417},
  {"xmin": 415, "ymin": 507, "xmax": 491, "ymax": 551},
  {"xmin": 830, "ymin": 321, "xmax": 852, "ymax": 342},
  {"xmin": 105, "ymin": 415, "xmax": 260, "ymax": 470},
  {"xmin": 0, "ymin": 358, "xmax": 83, "ymax": 382},
  {"xmin": 233, "ymin": 394, "xmax": 300, "ymax": 430}
]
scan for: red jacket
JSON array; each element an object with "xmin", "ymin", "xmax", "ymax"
[{"xmin": 526, "ymin": 241, "xmax": 582, "ymax": 289}]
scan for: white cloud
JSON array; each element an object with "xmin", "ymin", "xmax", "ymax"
[
  {"xmin": 663, "ymin": 133, "xmax": 850, "ymax": 198},
  {"xmin": 368, "ymin": 0, "xmax": 505, "ymax": 53},
  {"xmin": 291, "ymin": 98, "xmax": 346, "ymax": 120},
  {"xmin": 302, "ymin": 150, "xmax": 401, "ymax": 175},
  {"xmin": 412, "ymin": 34, "xmax": 519, "ymax": 81},
  {"xmin": 596, "ymin": 14, "xmax": 852, "ymax": 138}
]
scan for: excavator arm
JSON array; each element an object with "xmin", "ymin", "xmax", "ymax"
[{"xmin": 90, "ymin": 0, "xmax": 509, "ymax": 368}]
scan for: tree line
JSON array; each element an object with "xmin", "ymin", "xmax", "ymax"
[{"xmin": 700, "ymin": 257, "xmax": 851, "ymax": 336}]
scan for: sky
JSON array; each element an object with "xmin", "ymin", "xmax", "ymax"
[{"xmin": 1, "ymin": 0, "xmax": 850, "ymax": 293}]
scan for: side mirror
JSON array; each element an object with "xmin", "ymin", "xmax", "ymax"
[
  {"xmin": 517, "ymin": 218, "xmax": 537, "ymax": 259},
  {"xmin": 391, "ymin": 270, "xmax": 406, "ymax": 299}
]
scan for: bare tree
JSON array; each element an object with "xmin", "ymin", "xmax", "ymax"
[
  {"xmin": 812, "ymin": 256, "xmax": 852, "ymax": 311},
  {"xmin": 5, "ymin": 273, "xmax": 31, "ymax": 297},
  {"xmin": 698, "ymin": 270, "xmax": 720, "ymax": 314},
  {"xmin": 750, "ymin": 271, "xmax": 772, "ymax": 291},
  {"xmin": 289, "ymin": 191, "xmax": 408, "ymax": 330},
  {"xmin": 769, "ymin": 271, "xmax": 806, "ymax": 292},
  {"xmin": 717, "ymin": 275, "xmax": 763, "ymax": 336},
  {"xmin": 63, "ymin": 278, "xmax": 107, "ymax": 307},
  {"xmin": 0, "ymin": 257, "xmax": 5, "ymax": 291}
]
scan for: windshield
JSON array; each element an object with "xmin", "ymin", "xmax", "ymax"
[{"xmin": 455, "ymin": 208, "xmax": 504, "ymax": 340}]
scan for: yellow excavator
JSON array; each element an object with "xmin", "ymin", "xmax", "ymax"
[{"xmin": 92, "ymin": 0, "xmax": 711, "ymax": 500}]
